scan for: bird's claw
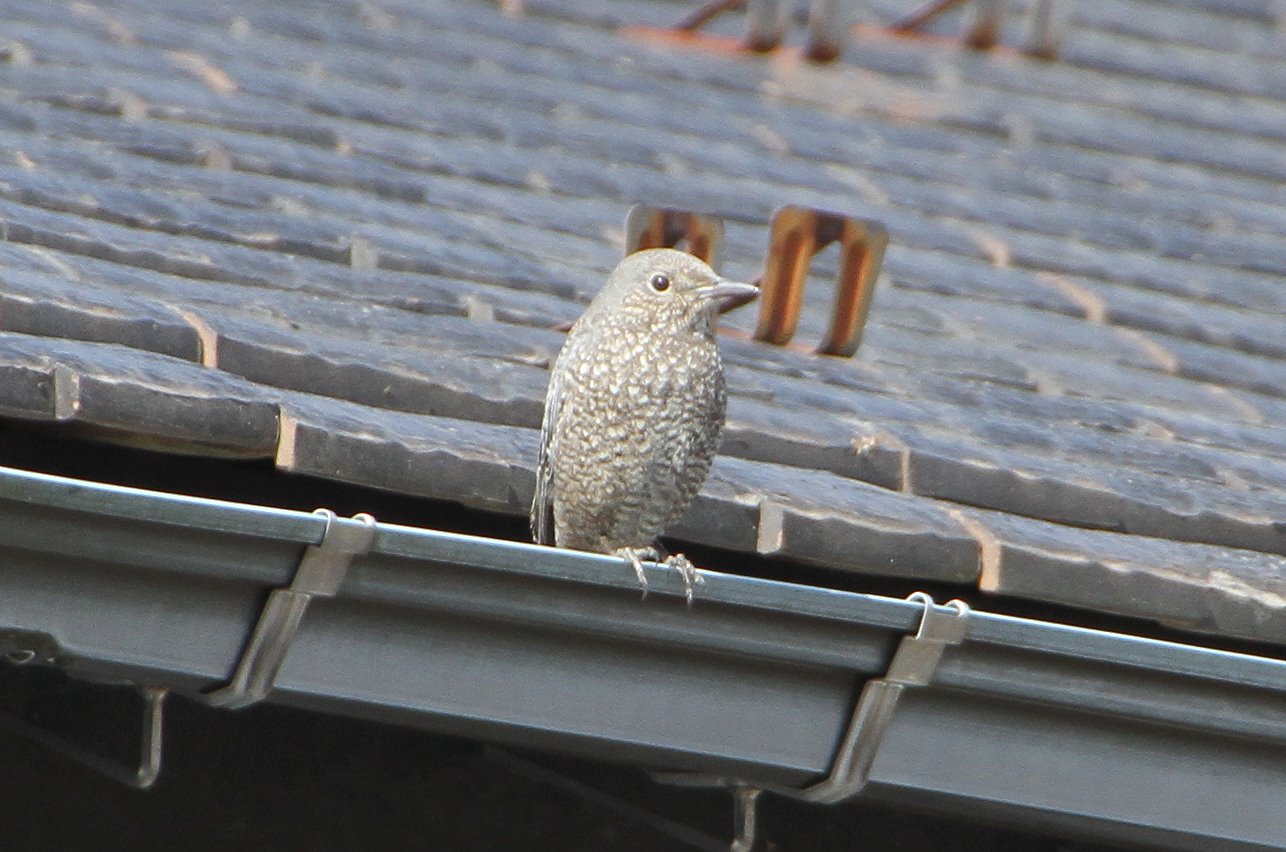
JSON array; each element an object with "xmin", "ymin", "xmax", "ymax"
[
  {"xmin": 612, "ymin": 548, "xmax": 703, "ymax": 604},
  {"xmin": 613, "ymin": 546, "xmax": 656, "ymax": 598},
  {"xmin": 664, "ymin": 553, "xmax": 704, "ymax": 606}
]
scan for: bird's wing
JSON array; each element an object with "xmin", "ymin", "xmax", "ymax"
[{"xmin": 531, "ymin": 342, "xmax": 572, "ymax": 546}]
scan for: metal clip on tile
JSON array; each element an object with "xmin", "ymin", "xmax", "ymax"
[
  {"xmin": 755, "ymin": 205, "xmax": 887, "ymax": 357},
  {"xmin": 625, "ymin": 203, "xmax": 726, "ymax": 270},
  {"xmin": 204, "ymin": 509, "xmax": 377, "ymax": 709}
]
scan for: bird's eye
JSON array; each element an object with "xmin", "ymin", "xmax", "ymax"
[{"xmin": 649, "ymin": 273, "xmax": 671, "ymax": 292}]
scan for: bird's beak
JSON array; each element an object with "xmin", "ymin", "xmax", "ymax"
[{"xmin": 698, "ymin": 278, "xmax": 759, "ymax": 312}]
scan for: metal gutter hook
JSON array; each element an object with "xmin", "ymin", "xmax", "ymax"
[
  {"xmin": 755, "ymin": 206, "xmax": 887, "ymax": 357},
  {"xmin": 0, "ymin": 685, "xmax": 168, "ymax": 789},
  {"xmin": 649, "ymin": 592, "xmax": 969, "ymax": 842},
  {"xmin": 730, "ymin": 786, "xmax": 762, "ymax": 851},
  {"xmin": 796, "ymin": 592, "xmax": 970, "ymax": 804},
  {"xmin": 204, "ymin": 509, "xmax": 377, "ymax": 710}
]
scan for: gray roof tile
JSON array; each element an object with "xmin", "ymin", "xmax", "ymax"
[
  {"xmin": 0, "ymin": 0, "xmax": 1282, "ymax": 642},
  {"xmin": 961, "ymin": 505, "xmax": 1286, "ymax": 642},
  {"xmin": 277, "ymin": 395, "xmax": 538, "ymax": 516},
  {"xmin": 673, "ymin": 456, "xmax": 981, "ymax": 583},
  {"xmin": 0, "ymin": 332, "xmax": 279, "ymax": 453},
  {"xmin": 0, "ymin": 266, "xmax": 201, "ymax": 361}
]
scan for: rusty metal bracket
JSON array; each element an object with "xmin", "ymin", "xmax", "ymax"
[
  {"xmin": 964, "ymin": 0, "xmax": 1007, "ymax": 49},
  {"xmin": 754, "ymin": 206, "xmax": 887, "ymax": 357},
  {"xmin": 745, "ymin": 0, "xmax": 787, "ymax": 51},
  {"xmin": 675, "ymin": 0, "xmax": 848, "ymax": 61},
  {"xmin": 892, "ymin": 0, "xmax": 1067, "ymax": 58},
  {"xmin": 804, "ymin": 0, "xmax": 846, "ymax": 62},
  {"xmin": 623, "ymin": 204, "xmax": 887, "ymax": 356},
  {"xmin": 1024, "ymin": 0, "xmax": 1069, "ymax": 59},
  {"xmin": 676, "ymin": 0, "xmax": 742, "ymax": 32},
  {"xmin": 671, "ymin": 0, "xmax": 1063, "ymax": 59},
  {"xmin": 625, "ymin": 204, "xmax": 725, "ymax": 269}
]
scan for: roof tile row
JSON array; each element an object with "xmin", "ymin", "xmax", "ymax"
[{"xmin": 0, "ymin": 0, "xmax": 1280, "ymax": 643}]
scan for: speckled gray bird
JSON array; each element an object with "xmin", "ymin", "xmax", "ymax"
[{"xmin": 532, "ymin": 248, "xmax": 758, "ymax": 601}]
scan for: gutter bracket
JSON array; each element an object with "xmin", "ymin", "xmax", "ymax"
[
  {"xmin": 651, "ymin": 592, "xmax": 969, "ymax": 846},
  {"xmin": 204, "ymin": 509, "xmax": 377, "ymax": 710},
  {"xmin": 793, "ymin": 591, "xmax": 970, "ymax": 804},
  {"xmin": 0, "ymin": 684, "xmax": 168, "ymax": 789}
]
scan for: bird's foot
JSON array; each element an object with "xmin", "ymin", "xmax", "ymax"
[
  {"xmin": 613, "ymin": 546, "xmax": 658, "ymax": 598},
  {"xmin": 663, "ymin": 553, "xmax": 705, "ymax": 606}
]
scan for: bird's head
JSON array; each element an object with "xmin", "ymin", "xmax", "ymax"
[{"xmin": 583, "ymin": 248, "xmax": 758, "ymax": 336}]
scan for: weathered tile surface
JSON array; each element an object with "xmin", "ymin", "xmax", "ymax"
[
  {"xmin": 0, "ymin": 0, "xmax": 1282, "ymax": 643},
  {"xmin": 704, "ymin": 457, "xmax": 981, "ymax": 582},
  {"xmin": 958, "ymin": 506, "xmax": 1286, "ymax": 644},
  {"xmin": 276, "ymin": 394, "xmax": 540, "ymax": 516},
  {"xmin": 0, "ymin": 332, "xmax": 279, "ymax": 453}
]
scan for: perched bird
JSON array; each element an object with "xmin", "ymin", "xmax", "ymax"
[{"xmin": 532, "ymin": 248, "xmax": 758, "ymax": 601}]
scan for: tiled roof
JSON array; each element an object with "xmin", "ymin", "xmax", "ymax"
[{"xmin": 0, "ymin": 0, "xmax": 1282, "ymax": 643}]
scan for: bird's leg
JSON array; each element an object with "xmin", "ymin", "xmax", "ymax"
[
  {"xmin": 613, "ymin": 546, "xmax": 658, "ymax": 597},
  {"xmin": 663, "ymin": 553, "xmax": 705, "ymax": 606}
]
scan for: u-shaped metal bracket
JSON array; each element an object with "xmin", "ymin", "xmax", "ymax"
[
  {"xmin": 623, "ymin": 203, "xmax": 888, "ymax": 357},
  {"xmin": 0, "ymin": 683, "xmax": 168, "ymax": 789},
  {"xmin": 651, "ymin": 592, "xmax": 970, "ymax": 845},
  {"xmin": 625, "ymin": 204, "xmax": 726, "ymax": 269},
  {"xmin": 755, "ymin": 206, "xmax": 887, "ymax": 357},
  {"xmin": 205, "ymin": 509, "xmax": 377, "ymax": 709},
  {"xmin": 670, "ymin": 0, "xmax": 849, "ymax": 61}
]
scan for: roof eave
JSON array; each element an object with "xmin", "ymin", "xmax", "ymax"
[{"xmin": 0, "ymin": 464, "xmax": 1282, "ymax": 849}]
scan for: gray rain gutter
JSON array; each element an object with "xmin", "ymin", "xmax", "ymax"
[{"xmin": 0, "ymin": 465, "xmax": 1282, "ymax": 849}]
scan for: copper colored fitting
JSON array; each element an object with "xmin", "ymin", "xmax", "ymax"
[
  {"xmin": 625, "ymin": 204, "xmax": 726, "ymax": 269},
  {"xmin": 965, "ymin": 0, "xmax": 1008, "ymax": 49},
  {"xmin": 622, "ymin": 204, "xmax": 888, "ymax": 358},
  {"xmin": 754, "ymin": 206, "xmax": 887, "ymax": 357}
]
